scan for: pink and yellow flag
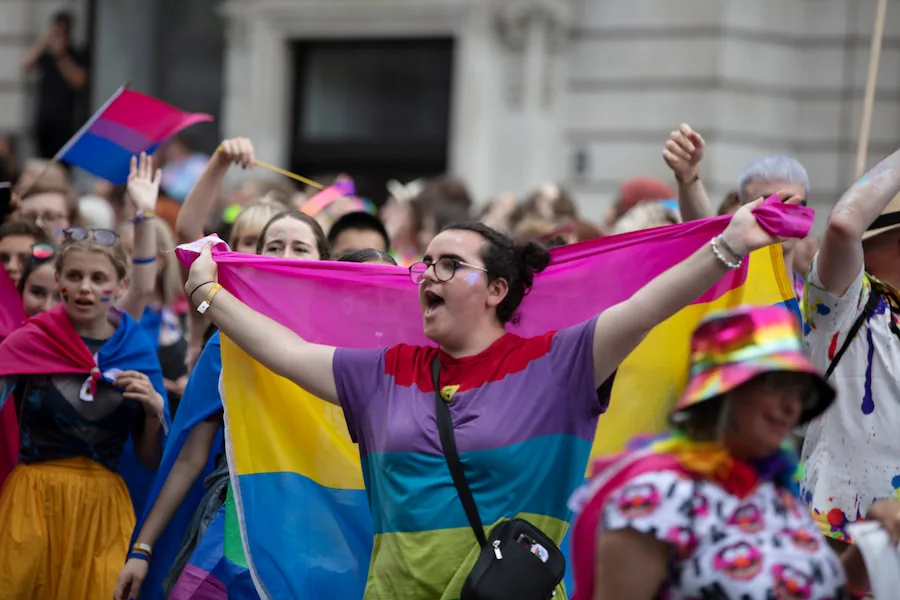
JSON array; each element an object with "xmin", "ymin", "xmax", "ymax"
[{"xmin": 177, "ymin": 214, "xmax": 798, "ymax": 599}]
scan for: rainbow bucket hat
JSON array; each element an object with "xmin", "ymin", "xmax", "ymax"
[{"xmin": 671, "ymin": 305, "xmax": 834, "ymax": 425}]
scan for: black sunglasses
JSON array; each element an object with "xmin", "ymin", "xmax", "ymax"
[{"xmin": 63, "ymin": 227, "xmax": 118, "ymax": 246}]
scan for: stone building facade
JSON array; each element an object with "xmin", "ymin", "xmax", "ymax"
[{"xmin": 2, "ymin": 0, "xmax": 899, "ymax": 222}]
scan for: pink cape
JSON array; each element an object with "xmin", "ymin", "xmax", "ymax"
[
  {"xmin": 0, "ymin": 268, "xmax": 24, "ymax": 490},
  {"xmin": 0, "ymin": 303, "xmax": 100, "ymax": 491}
]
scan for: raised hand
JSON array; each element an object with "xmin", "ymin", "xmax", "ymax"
[
  {"xmin": 126, "ymin": 153, "xmax": 162, "ymax": 213},
  {"xmin": 216, "ymin": 137, "xmax": 256, "ymax": 170},
  {"xmin": 184, "ymin": 243, "xmax": 218, "ymax": 305},
  {"xmin": 663, "ymin": 123, "xmax": 705, "ymax": 182},
  {"xmin": 719, "ymin": 197, "xmax": 788, "ymax": 258}
]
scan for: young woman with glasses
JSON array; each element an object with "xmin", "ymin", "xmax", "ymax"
[{"xmin": 182, "ymin": 197, "xmax": 792, "ymax": 598}]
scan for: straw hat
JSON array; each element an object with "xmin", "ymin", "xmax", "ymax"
[
  {"xmin": 671, "ymin": 305, "xmax": 834, "ymax": 426},
  {"xmin": 863, "ymin": 192, "xmax": 900, "ymax": 241}
]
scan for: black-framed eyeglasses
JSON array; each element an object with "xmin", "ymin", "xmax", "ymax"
[
  {"xmin": 408, "ymin": 257, "xmax": 487, "ymax": 285},
  {"xmin": 31, "ymin": 242, "xmax": 55, "ymax": 262},
  {"xmin": 63, "ymin": 227, "xmax": 118, "ymax": 247}
]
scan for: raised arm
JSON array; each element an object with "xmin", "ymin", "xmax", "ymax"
[
  {"xmin": 117, "ymin": 153, "xmax": 161, "ymax": 320},
  {"xmin": 114, "ymin": 418, "xmax": 220, "ymax": 600},
  {"xmin": 20, "ymin": 31, "xmax": 50, "ymax": 71},
  {"xmin": 817, "ymin": 148, "xmax": 900, "ymax": 296},
  {"xmin": 175, "ymin": 138, "xmax": 254, "ymax": 244},
  {"xmin": 663, "ymin": 123, "xmax": 715, "ymax": 222},
  {"xmin": 183, "ymin": 245, "xmax": 338, "ymax": 403},
  {"xmin": 591, "ymin": 198, "xmax": 784, "ymax": 387}
]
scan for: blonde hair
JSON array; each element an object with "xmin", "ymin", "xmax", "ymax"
[
  {"xmin": 228, "ymin": 199, "xmax": 287, "ymax": 248},
  {"xmin": 56, "ymin": 237, "xmax": 129, "ymax": 281},
  {"xmin": 153, "ymin": 219, "xmax": 183, "ymax": 305}
]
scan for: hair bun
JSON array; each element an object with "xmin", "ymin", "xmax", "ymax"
[{"xmin": 519, "ymin": 241, "xmax": 551, "ymax": 274}]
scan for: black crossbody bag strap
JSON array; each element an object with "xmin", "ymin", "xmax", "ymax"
[
  {"xmin": 431, "ymin": 358, "xmax": 487, "ymax": 547},
  {"xmin": 825, "ymin": 282, "xmax": 882, "ymax": 381}
]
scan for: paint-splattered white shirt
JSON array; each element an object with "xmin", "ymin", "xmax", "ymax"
[{"xmin": 800, "ymin": 253, "xmax": 900, "ymax": 542}]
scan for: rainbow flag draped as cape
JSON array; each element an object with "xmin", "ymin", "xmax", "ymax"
[{"xmin": 176, "ymin": 215, "xmax": 798, "ymax": 599}]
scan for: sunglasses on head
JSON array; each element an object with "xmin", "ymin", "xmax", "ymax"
[
  {"xmin": 31, "ymin": 243, "xmax": 55, "ymax": 261},
  {"xmin": 63, "ymin": 227, "xmax": 118, "ymax": 246}
]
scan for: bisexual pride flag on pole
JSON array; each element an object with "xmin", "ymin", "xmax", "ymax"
[{"xmin": 57, "ymin": 85, "xmax": 212, "ymax": 184}]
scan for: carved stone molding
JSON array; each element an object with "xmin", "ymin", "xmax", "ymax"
[
  {"xmin": 494, "ymin": 0, "xmax": 573, "ymax": 53},
  {"xmin": 494, "ymin": 0, "xmax": 572, "ymax": 107}
]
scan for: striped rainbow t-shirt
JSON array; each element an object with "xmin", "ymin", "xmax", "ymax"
[{"xmin": 333, "ymin": 317, "xmax": 605, "ymax": 599}]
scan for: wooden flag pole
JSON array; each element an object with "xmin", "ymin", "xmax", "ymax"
[{"xmin": 855, "ymin": 0, "xmax": 888, "ymax": 178}]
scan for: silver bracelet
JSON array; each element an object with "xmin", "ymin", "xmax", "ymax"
[
  {"xmin": 710, "ymin": 237, "xmax": 742, "ymax": 269},
  {"xmin": 716, "ymin": 234, "xmax": 744, "ymax": 263}
]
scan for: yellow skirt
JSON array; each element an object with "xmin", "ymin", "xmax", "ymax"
[{"xmin": 0, "ymin": 457, "xmax": 135, "ymax": 600}]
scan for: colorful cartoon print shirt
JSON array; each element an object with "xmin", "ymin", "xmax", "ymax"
[
  {"xmin": 800, "ymin": 255, "xmax": 900, "ymax": 541},
  {"xmin": 602, "ymin": 471, "xmax": 848, "ymax": 599}
]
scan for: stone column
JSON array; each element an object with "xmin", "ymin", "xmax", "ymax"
[{"xmin": 495, "ymin": 0, "xmax": 572, "ymax": 192}]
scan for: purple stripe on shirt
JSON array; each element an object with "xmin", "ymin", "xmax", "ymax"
[
  {"xmin": 88, "ymin": 118, "xmax": 153, "ymax": 155},
  {"xmin": 352, "ymin": 340, "xmax": 602, "ymax": 458}
]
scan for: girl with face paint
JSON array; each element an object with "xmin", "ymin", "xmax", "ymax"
[{"xmin": 0, "ymin": 226, "xmax": 169, "ymax": 600}]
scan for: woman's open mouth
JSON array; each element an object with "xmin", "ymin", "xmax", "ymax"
[{"xmin": 423, "ymin": 290, "xmax": 445, "ymax": 317}]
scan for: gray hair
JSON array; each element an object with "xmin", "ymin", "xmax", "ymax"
[{"xmin": 736, "ymin": 155, "xmax": 809, "ymax": 203}]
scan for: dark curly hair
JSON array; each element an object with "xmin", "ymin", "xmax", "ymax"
[{"xmin": 444, "ymin": 222, "xmax": 551, "ymax": 325}]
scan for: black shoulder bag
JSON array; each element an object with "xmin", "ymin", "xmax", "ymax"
[{"xmin": 430, "ymin": 358, "xmax": 565, "ymax": 600}]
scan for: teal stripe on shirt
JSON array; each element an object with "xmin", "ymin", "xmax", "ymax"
[{"xmin": 361, "ymin": 434, "xmax": 592, "ymax": 534}]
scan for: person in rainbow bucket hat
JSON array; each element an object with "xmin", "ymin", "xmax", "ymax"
[{"xmin": 568, "ymin": 304, "xmax": 900, "ymax": 600}]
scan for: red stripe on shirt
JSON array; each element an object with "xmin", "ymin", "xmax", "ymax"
[{"xmin": 384, "ymin": 330, "xmax": 557, "ymax": 393}]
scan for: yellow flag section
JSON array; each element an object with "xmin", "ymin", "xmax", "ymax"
[
  {"xmin": 588, "ymin": 244, "xmax": 795, "ymax": 463},
  {"xmin": 220, "ymin": 339, "xmax": 372, "ymax": 598},
  {"xmin": 220, "ymin": 340, "xmax": 363, "ymax": 486}
]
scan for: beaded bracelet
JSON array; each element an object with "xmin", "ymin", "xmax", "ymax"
[
  {"xmin": 716, "ymin": 234, "xmax": 744, "ymax": 263},
  {"xmin": 710, "ymin": 236, "xmax": 741, "ymax": 270}
]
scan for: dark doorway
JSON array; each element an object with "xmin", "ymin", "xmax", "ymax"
[{"xmin": 290, "ymin": 38, "xmax": 454, "ymax": 206}]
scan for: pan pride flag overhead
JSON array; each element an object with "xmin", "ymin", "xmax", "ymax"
[
  {"xmin": 176, "ymin": 212, "xmax": 801, "ymax": 599},
  {"xmin": 57, "ymin": 85, "xmax": 212, "ymax": 184}
]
